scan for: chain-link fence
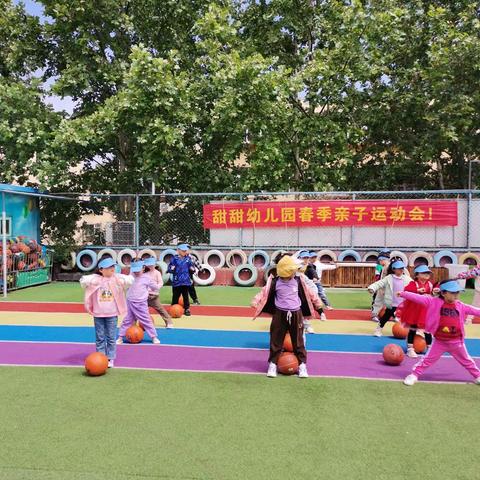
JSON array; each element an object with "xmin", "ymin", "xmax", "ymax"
[{"xmin": 64, "ymin": 190, "xmax": 480, "ymax": 252}]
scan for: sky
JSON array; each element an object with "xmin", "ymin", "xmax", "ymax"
[{"xmin": 15, "ymin": 0, "xmax": 76, "ymax": 114}]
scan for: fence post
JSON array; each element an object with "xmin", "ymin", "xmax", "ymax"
[
  {"xmin": 467, "ymin": 190, "xmax": 471, "ymax": 250},
  {"xmin": 2, "ymin": 192, "xmax": 7, "ymax": 298},
  {"xmin": 351, "ymin": 193, "xmax": 356, "ymax": 249},
  {"xmin": 135, "ymin": 194, "xmax": 140, "ymax": 252}
]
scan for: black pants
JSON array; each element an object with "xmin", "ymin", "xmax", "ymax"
[
  {"xmin": 407, "ymin": 326, "xmax": 432, "ymax": 346},
  {"xmin": 172, "ymin": 286, "xmax": 190, "ymax": 310},
  {"xmin": 188, "ymin": 273, "xmax": 198, "ymax": 302},
  {"xmin": 268, "ymin": 309, "xmax": 306, "ymax": 364},
  {"xmin": 379, "ymin": 307, "xmax": 397, "ymax": 328}
]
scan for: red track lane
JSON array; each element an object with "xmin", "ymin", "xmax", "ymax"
[{"xmin": 0, "ymin": 301, "xmax": 371, "ymax": 320}]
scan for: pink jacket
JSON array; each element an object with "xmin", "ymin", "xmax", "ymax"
[
  {"xmin": 400, "ymin": 291, "xmax": 480, "ymax": 338},
  {"xmin": 80, "ymin": 273, "xmax": 133, "ymax": 316},
  {"xmin": 251, "ymin": 274, "xmax": 322, "ymax": 320}
]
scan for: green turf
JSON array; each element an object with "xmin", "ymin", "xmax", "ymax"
[
  {"xmin": 0, "ymin": 366, "xmax": 479, "ymax": 480},
  {"xmin": 0, "ymin": 281, "xmax": 474, "ymax": 310}
]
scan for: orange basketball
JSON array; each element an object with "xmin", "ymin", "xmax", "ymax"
[
  {"xmin": 277, "ymin": 352, "xmax": 299, "ymax": 375},
  {"xmin": 177, "ymin": 296, "xmax": 184, "ymax": 307},
  {"xmin": 84, "ymin": 352, "xmax": 108, "ymax": 376},
  {"xmin": 392, "ymin": 323, "xmax": 409, "ymax": 339},
  {"xmin": 169, "ymin": 304, "xmax": 184, "ymax": 318},
  {"xmin": 283, "ymin": 332, "xmax": 293, "ymax": 352},
  {"xmin": 382, "ymin": 343, "xmax": 405, "ymax": 366},
  {"xmin": 126, "ymin": 325, "xmax": 144, "ymax": 344},
  {"xmin": 413, "ymin": 335, "xmax": 427, "ymax": 354}
]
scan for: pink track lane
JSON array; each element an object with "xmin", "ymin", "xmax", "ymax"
[{"xmin": 0, "ymin": 341, "xmax": 478, "ymax": 383}]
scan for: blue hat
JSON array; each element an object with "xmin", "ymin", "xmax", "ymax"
[
  {"xmin": 298, "ymin": 251, "xmax": 310, "ymax": 259},
  {"xmin": 440, "ymin": 280, "xmax": 463, "ymax": 293},
  {"xmin": 177, "ymin": 244, "xmax": 189, "ymax": 251},
  {"xmin": 377, "ymin": 255, "xmax": 389, "ymax": 261},
  {"xmin": 143, "ymin": 256, "xmax": 157, "ymax": 266},
  {"xmin": 309, "ymin": 251, "xmax": 318, "ymax": 258},
  {"xmin": 391, "ymin": 260, "xmax": 405, "ymax": 269},
  {"xmin": 414, "ymin": 265, "xmax": 432, "ymax": 274},
  {"xmin": 98, "ymin": 257, "xmax": 116, "ymax": 269},
  {"xmin": 130, "ymin": 261, "xmax": 144, "ymax": 273}
]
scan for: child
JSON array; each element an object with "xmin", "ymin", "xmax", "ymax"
[
  {"xmin": 457, "ymin": 265, "xmax": 480, "ymax": 324},
  {"xmin": 116, "ymin": 260, "xmax": 161, "ymax": 344},
  {"xmin": 251, "ymin": 254, "xmax": 323, "ymax": 378},
  {"xmin": 400, "ymin": 265, "xmax": 435, "ymax": 358},
  {"xmin": 167, "ymin": 244, "xmax": 195, "ymax": 316},
  {"xmin": 371, "ymin": 253, "xmax": 391, "ymax": 322},
  {"xmin": 367, "ymin": 260, "xmax": 412, "ymax": 337},
  {"xmin": 188, "ymin": 250, "xmax": 201, "ymax": 305},
  {"xmin": 310, "ymin": 251, "xmax": 335, "ymax": 310},
  {"xmin": 299, "ymin": 251, "xmax": 326, "ymax": 329},
  {"xmin": 400, "ymin": 279, "xmax": 480, "ymax": 386},
  {"xmin": 143, "ymin": 256, "xmax": 174, "ymax": 328},
  {"xmin": 80, "ymin": 257, "xmax": 133, "ymax": 368}
]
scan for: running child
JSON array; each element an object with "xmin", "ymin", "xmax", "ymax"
[
  {"xmin": 143, "ymin": 256, "xmax": 174, "ymax": 328},
  {"xmin": 368, "ymin": 260, "xmax": 412, "ymax": 337},
  {"xmin": 400, "ymin": 265, "xmax": 435, "ymax": 357},
  {"xmin": 251, "ymin": 254, "xmax": 323, "ymax": 378},
  {"xmin": 400, "ymin": 279, "xmax": 480, "ymax": 386},
  {"xmin": 80, "ymin": 257, "xmax": 133, "ymax": 368},
  {"xmin": 117, "ymin": 260, "xmax": 161, "ymax": 344},
  {"xmin": 371, "ymin": 251, "xmax": 391, "ymax": 322},
  {"xmin": 310, "ymin": 251, "xmax": 335, "ymax": 310},
  {"xmin": 457, "ymin": 265, "xmax": 480, "ymax": 324}
]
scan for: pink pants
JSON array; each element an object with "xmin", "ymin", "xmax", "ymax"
[
  {"xmin": 118, "ymin": 300, "xmax": 157, "ymax": 339},
  {"xmin": 412, "ymin": 338, "xmax": 480, "ymax": 379}
]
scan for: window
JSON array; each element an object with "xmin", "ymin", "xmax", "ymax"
[{"xmin": 0, "ymin": 217, "xmax": 11, "ymax": 236}]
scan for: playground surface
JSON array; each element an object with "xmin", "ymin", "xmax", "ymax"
[{"xmin": 1, "ymin": 283, "xmax": 480, "ymax": 479}]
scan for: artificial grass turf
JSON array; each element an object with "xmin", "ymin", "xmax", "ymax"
[
  {"xmin": 0, "ymin": 282, "xmax": 475, "ymax": 309},
  {"xmin": 1, "ymin": 367, "xmax": 479, "ymax": 480}
]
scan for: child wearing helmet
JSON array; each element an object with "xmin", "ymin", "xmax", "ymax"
[{"xmin": 367, "ymin": 260, "xmax": 412, "ymax": 337}]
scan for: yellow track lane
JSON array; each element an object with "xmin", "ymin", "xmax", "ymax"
[{"xmin": 1, "ymin": 312, "xmax": 480, "ymax": 338}]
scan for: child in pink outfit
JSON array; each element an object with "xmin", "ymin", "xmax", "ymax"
[
  {"xmin": 117, "ymin": 260, "xmax": 161, "ymax": 345},
  {"xmin": 399, "ymin": 279, "xmax": 480, "ymax": 386},
  {"xmin": 80, "ymin": 257, "xmax": 133, "ymax": 368}
]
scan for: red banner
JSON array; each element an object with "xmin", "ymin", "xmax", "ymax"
[{"xmin": 203, "ymin": 200, "xmax": 458, "ymax": 228}]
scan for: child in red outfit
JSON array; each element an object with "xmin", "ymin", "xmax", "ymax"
[
  {"xmin": 401, "ymin": 264, "xmax": 436, "ymax": 358},
  {"xmin": 400, "ymin": 279, "xmax": 480, "ymax": 386}
]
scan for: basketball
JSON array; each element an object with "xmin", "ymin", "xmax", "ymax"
[
  {"xmin": 392, "ymin": 323, "xmax": 408, "ymax": 339},
  {"xmin": 277, "ymin": 352, "xmax": 299, "ymax": 375},
  {"xmin": 413, "ymin": 335, "xmax": 427, "ymax": 354},
  {"xmin": 177, "ymin": 296, "xmax": 184, "ymax": 307},
  {"xmin": 84, "ymin": 352, "xmax": 108, "ymax": 376},
  {"xmin": 283, "ymin": 332, "xmax": 293, "ymax": 352},
  {"xmin": 382, "ymin": 344, "xmax": 405, "ymax": 366},
  {"xmin": 126, "ymin": 325, "xmax": 144, "ymax": 344},
  {"xmin": 169, "ymin": 304, "xmax": 184, "ymax": 318}
]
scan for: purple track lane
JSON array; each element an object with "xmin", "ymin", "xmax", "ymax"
[{"xmin": 0, "ymin": 341, "xmax": 478, "ymax": 383}]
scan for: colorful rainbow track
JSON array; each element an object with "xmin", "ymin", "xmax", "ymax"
[{"xmin": 1, "ymin": 302, "xmax": 480, "ymax": 383}]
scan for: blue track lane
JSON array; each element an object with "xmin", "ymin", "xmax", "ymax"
[{"xmin": 1, "ymin": 325, "xmax": 480, "ymax": 356}]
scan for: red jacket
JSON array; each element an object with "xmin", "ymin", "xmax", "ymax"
[{"xmin": 400, "ymin": 280, "xmax": 433, "ymax": 328}]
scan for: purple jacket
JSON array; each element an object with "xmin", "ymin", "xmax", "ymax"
[{"xmin": 400, "ymin": 291, "xmax": 480, "ymax": 338}]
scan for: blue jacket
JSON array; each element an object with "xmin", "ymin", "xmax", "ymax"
[{"xmin": 167, "ymin": 255, "xmax": 194, "ymax": 287}]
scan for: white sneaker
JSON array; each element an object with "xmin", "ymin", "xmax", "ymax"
[
  {"xmin": 165, "ymin": 322, "xmax": 174, "ymax": 329},
  {"xmin": 374, "ymin": 326, "xmax": 382, "ymax": 337},
  {"xmin": 298, "ymin": 363, "xmax": 309, "ymax": 378},
  {"xmin": 306, "ymin": 326, "xmax": 315, "ymax": 334},
  {"xmin": 116, "ymin": 337, "xmax": 123, "ymax": 345},
  {"xmin": 320, "ymin": 313, "xmax": 327, "ymax": 321},
  {"xmin": 475, "ymin": 377, "xmax": 480, "ymax": 385},
  {"xmin": 407, "ymin": 347, "xmax": 418, "ymax": 358},
  {"xmin": 403, "ymin": 374, "xmax": 418, "ymax": 386},
  {"xmin": 326, "ymin": 306, "xmax": 333, "ymax": 311},
  {"xmin": 371, "ymin": 316, "xmax": 379, "ymax": 323},
  {"xmin": 108, "ymin": 360, "xmax": 114, "ymax": 368},
  {"xmin": 152, "ymin": 337, "xmax": 161, "ymax": 344},
  {"xmin": 267, "ymin": 362, "xmax": 277, "ymax": 378}
]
